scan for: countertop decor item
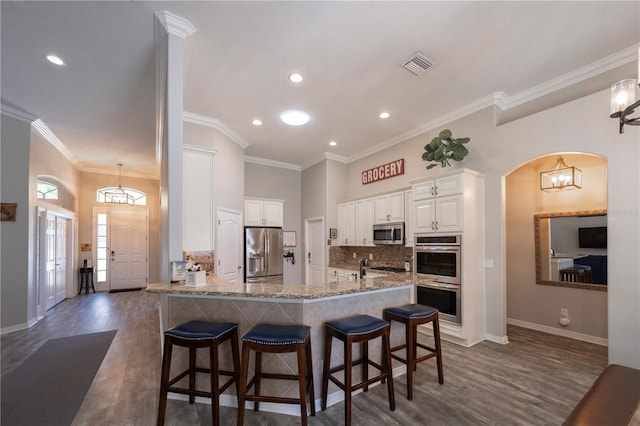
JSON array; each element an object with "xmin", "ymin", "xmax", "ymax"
[{"xmin": 422, "ymin": 129, "xmax": 470, "ymax": 169}]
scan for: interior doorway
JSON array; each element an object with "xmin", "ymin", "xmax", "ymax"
[
  {"xmin": 38, "ymin": 210, "xmax": 73, "ymax": 312},
  {"xmin": 305, "ymin": 217, "xmax": 325, "ymax": 285}
]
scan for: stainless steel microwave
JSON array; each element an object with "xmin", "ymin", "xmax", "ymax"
[{"xmin": 373, "ymin": 222, "xmax": 405, "ymax": 245}]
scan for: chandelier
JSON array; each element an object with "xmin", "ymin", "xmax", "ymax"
[
  {"xmin": 609, "ymin": 47, "xmax": 640, "ymax": 133},
  {"xmin": 540, "ymin": 156, "xmax": 582, "ymax": 191},
  {"xmin": 104, "ymin": 163, "xmax": 134, "ymax": 205}
]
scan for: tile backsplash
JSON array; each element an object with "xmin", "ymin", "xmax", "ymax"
[{"xmin": 329, "ymin": 245, "xmax": 413, "ymax": 269}]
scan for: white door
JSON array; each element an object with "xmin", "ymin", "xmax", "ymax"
[
  {"xmin": 109, "ymin": 209, "xmax": 148, "ymax": 291},
  {"xmin": 306, "ymin": 218, "xmax": 325, "ymax": 285},
  {"xmin": 217, "ymin": 209, "xmax": 243, "ymax": 283},
  {"xmin": 55, "ymin": 217, "xmax": 67, "ymax": 302},
  {"xmin": 45, "ymin": 213, "xmax": 57, "ymax": 309}
]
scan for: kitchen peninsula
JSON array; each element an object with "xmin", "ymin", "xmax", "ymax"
[{"xmin": 146, "ymin": 276, "xmax": 412, "ymax": 415}]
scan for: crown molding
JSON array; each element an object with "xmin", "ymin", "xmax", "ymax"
[
  {"xmin": 154, "ymin": 11, "xmax": 197, "ymax": 38},
  {"xmin": 183, "ymin": 111, "xmax": 250, "ymax": 149},
  {"xmin": 77, "ymin": 164, "xmax": 159, "ymax": 180},
  {"xmin": 31, "ymin": 119, "xmax": 77, "ymax": 165},
  {"xmin": 301, "ymin": 152, "xmax": 349, "ymax": 170},
  {"xmin": 245, "ymin": 155, "xmax": 301, "ymax": 171},
  {"xmin": 504, "ymin": 44, "xmax": 638, "ymax": 109},
  {"xmin": 1, "ymin": 104, "xmax": 37, "ymax": 123}
]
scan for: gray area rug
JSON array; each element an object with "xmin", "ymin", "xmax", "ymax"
[{"xmin": 1, "ymin": 330, "xmax": 117, "ymax": 426}]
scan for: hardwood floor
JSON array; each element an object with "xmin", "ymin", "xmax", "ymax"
[{"xmin": 1, "ymin": 291, "xmax": 607, "ymax": 425}]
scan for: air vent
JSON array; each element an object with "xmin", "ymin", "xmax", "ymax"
[{"xmin": 403, "ymin": 52, "xmax": 433, "ymax": 76}]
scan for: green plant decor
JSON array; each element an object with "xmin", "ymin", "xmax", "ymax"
[{"xmin": 422, "ymin": 129, "xmax": 470, "ymax": 169}]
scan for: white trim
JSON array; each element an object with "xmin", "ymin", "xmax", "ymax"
[
  {"xmin": 484, "ymin": 333, "xmax": 510, "ymax": 345},
  {"xmin": 183, "ymin": 111, "xmax": 250, "ymax": 149},
  {"xmin": 154, "ymin": 11, "xmax": 196, "ymax": 38},
  {"xmin": 507, "ymin": 317, "xmax": 608, "ymax": 346},
  {"xmin": 31, "ymin": 119, "xmax": 77, "ymax": 165},
  {"xmin": 0, "ymin": 104, "xmax": 37, "ymax": 123},
  {"xmin": 183, "ymin": 144, "xmax": 217, "ymax": 155},
  {"xmin": 245, "ymin": 155, "xmax": 301, "ymax": 171},
  {"xmin": 301, "ymin": 152, "xmax": 349, "ymax": 170},
  {"xmin": 0, "ymin": 322, "xmax": 29, "ymax": 336}
]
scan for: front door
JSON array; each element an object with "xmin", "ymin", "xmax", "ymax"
[
  {"xmin": 217, "ymin": 208, "xmax": 243, "ymax": 283},
  {"xmin": 109, "ymin": 209, "xmax": 148, "ymax": 291},
  {"xmin": 306, "ymin": 217, "xmax": 325, "ymax": 285}
]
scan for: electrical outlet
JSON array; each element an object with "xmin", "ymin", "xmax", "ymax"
[
  {"xmin": 352, "ymin": 252, "xmax": 356, "ymax": 259},
  {"xmin": 560, "ymin": 308, "xmax": 569, "ymax": 317},
  {"xmin": 369, "ymin": 253, "xmax": 373, "ymax": 260}
]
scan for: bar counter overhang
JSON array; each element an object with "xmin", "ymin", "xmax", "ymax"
[{"xmin": 147, "ymin": 276, "xmax": 413, "ymax": 416}]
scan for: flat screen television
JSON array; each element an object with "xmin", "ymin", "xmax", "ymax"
[{"xmin": 578, "ymin": 226, "xmax": 607, "ymax": 249}]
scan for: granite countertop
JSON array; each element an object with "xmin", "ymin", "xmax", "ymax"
[{"xmin": 146, "ymin": 274, "xmax": 414, "ymax": 299}]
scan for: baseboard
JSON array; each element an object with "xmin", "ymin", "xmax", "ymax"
[
  {"xmin": 485, "ymin": 333, "xmax": 510, "ymax": 344},
  {"xmin": 507, "ymin": 317, "xmax": 608, "ymax": 346},
  {"xmin": 0, "ymin": 322, "xmax": 28, "ymax": 336}
]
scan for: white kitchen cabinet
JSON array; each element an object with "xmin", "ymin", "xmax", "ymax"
[
  {"xmin": 404, "ymin": 189, "xmax": 414, "ymax": 247},
  {"xmin": 183, "ymin": 147, "xmax": 215, "ymax": 251},
  {"xmin": 355, "ymin": 197, "xmax": 375, "ymax": 246},
  {"xmin": 337, "ymin": 201, "xmax": 356, "ymax": 246},
  {"xmin": 244, "ymin": 199, "xmax": 284, "ymax": 227},
  {"xmin": 374, "ymin": 191, "xmax": 404, "ymax": 224},
  {"xmin": 413, "ymin": 194, "xmax": 463, "ymax": 233},
  {"xmin": 412, "ymin": 173, "xmax": 463, "ymax": 201}
]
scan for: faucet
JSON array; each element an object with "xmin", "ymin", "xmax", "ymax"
[{"xmin": 359, "ymin": 258, "xmax": 367, "ymax": 279}]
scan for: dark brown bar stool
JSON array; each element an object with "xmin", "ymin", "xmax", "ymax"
[
  {"xmin": 383, "ymin": 304, "xmax": 443, "ymax": 400},
  {"xmin": 157, "ymin": 320, "xmax": 240, "ymax": 426},
  {"xmin": 321, "ymin": 314, "xmax": 395, "ymax": 426},
  {"xmin": 237, "ymin": 324, "xmax": 315, "ymax": 426}
]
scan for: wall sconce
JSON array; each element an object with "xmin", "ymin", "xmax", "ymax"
[
  {"xmin": 609, "ymin": 47, "xmax": 640, "ymax": 133},
  {"xmin": 540, "ymin": 156, "xmax": 582, "ymax": 191}
]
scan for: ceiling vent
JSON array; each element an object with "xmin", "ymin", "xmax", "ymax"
[{"xmin": 403, "ymin": 52, "xmax": 433, "ymax": 76}]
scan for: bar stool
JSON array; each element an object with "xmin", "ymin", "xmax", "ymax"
[
  {"xmin": 157, "ymin": 320, "xmax": 240, "ymax": 426},
  {"xmin": 383, "ymin": 304, "xmax": 443, "ymax": 400},
  {"xmin": 321, "ymin": 314, "xmax": 395, "ymax": 426},
  {"xmin": 237, "ymin": 324, "xmax": 315, "ymax": 426}
]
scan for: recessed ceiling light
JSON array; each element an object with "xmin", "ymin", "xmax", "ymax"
[
  {"xmin": 280, "ymin": 110, "xmax": 310, "ymax": 126},
  {"xmin": 289, "ymin": 73, "xmax": 303, "ymax": 83},
  {"xmin": 252, "ymin": 119, "xmax": 262, "ymax": 126},
  {"xmin": 46, "ymin": 54, "xmax": 64, "ymax": 66},
  {"xmin": 329, "ymin": 141, "xmax": 337, "ymax": 146},
  {"xmin": 379, "ymin": 112, "xmax": 390, "ymax": 119}
]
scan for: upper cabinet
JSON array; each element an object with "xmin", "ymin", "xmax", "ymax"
[
  {"xmin": 355, "ymin": 197, "xmax": 375, "ymax": 246},
  {"xmin": 245, "ymin": 199, "xmax": 284, "ymax": 227},
  {"xmin": 412, "ymin": 169, "xmax": 481, "ymax": 234},
  {"xmin": 374, "ymin": 191, "xmax": 404, "ymax": 224},
  {"xmin": 404, "ymin": 189, "xmax": 414, "ymax": 247},
  {"xmin": 337, "ymin": 201, "xmax": 356, "ymax": 246}
]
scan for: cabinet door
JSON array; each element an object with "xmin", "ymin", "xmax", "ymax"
[
  {"xmin": 374, "ymin": 195, "xmax": 390, "ymax": 223},
  {"xmin": 413, "ymin": 198, "xmax": 436, "ymax": 233},
  {"xmin": 404, "ymin": 190, "xmax": 414, "ymax": 247},
  {"xmin": 435, "ymin": 194, "xmax": 463, "ymax": 232},
  {"xmin": 356, "ymin": 198, "xmax": 375, "ymax": 246},
  {"xmin": 244, "ymin": 199, "xmax": 264, "ymax": 226},
  {"xmin": 338, "ymin": 202, "xmax": 356, "ymax": 245},
  {"xmin": 435, "ymin": 174, "xmax": 463, "ymax": 197},
  {"xmin": 412, "ymin": 179, "xmax": 435, "ymax": 200},
  {"xmin": 263, "ymin": 201, "xmax": 284, "ymax": 227},
  {"xmin": 388, "ymin": 191, "xmax": 404, "ymax": 222}
]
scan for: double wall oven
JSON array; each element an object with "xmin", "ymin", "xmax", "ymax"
[{"xmin": 414, "ymin": 234, "xmax": 462, "ymax": 324}]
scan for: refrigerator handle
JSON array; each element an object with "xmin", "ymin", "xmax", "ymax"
[{"xmin": 264, "ymin": 232, "xmax": 269, "ymax": 271}]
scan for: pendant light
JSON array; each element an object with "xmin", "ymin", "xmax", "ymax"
[
  {"xmin": 540, "ymin": 156, "xmax": 582, "ymax": 192},
  {"xmin": 104, "ymin": 163, "xmax": 134, "ymax": 205}
]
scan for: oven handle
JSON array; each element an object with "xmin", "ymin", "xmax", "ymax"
[
  {"xmin": 417, "ymin": 281, "xmax": 460, "ymax": 291},
  {"xmin": 414, "ymin": 246, "xmax": 460, "ymax": 251}
]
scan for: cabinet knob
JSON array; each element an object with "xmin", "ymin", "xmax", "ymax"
[
  {"xmin": 435, "ymin": 221, "xmax": 439, "ymax": 230},
  {"xmin": 434, "ymin": 186, "xmax": 438, "ymax": 196},
  {"xmin": 431, "ymin": 221, "xmax": 435, "ymax": 230}
]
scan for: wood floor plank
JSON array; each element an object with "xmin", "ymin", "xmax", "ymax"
[{"xmin": 1, "ymin": 291, "xmax": 607, "ymax": 425}]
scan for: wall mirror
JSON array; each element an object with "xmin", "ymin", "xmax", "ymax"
[{"xmin": 534, "ymin": 209, "xmax": 607, "ymax": 291}]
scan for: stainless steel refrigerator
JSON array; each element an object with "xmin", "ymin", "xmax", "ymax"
[{"xmin": 244, "ymin": 227, "xmax": 283, "ymax": 284}]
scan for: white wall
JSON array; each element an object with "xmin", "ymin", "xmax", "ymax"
[
  {"xmin": 335, "ymin": 90, "xmax": 639, "ymax": 368},
  {"xmin": 245, "ymin": 162, "xmax": 302, "ymax": 284}
]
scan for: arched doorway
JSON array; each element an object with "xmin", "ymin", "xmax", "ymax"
[{"xmin": 505, "ymin": 153, "xmax": 608, "ymax": 345}]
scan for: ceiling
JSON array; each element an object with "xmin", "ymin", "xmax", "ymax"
[{"xmin": 2, "ymin": 1, "xmax": 639, "ymax": 179}]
